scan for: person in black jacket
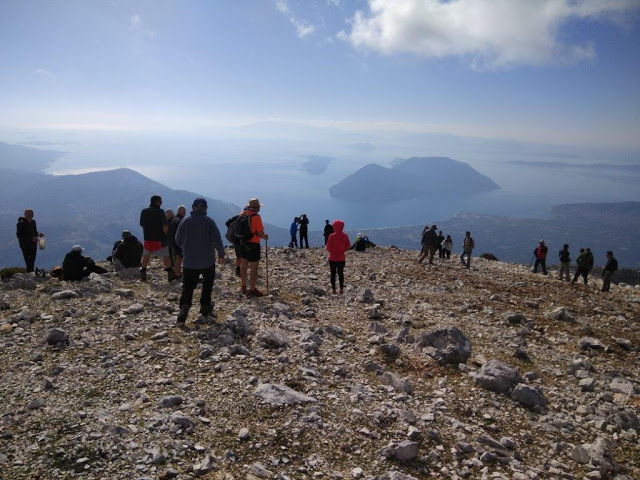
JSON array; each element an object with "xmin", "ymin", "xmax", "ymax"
[
  {"xmin": 602, "ymin": 251, "xmax": 618, "ymax": 292},
  {"xmin": 323, "ymin": 219, "xmax": 334, "ymax": 246},
  {"xmin": 299, "ymin": 214, "xmax": 309, "ymax": 248},
  {"xmin": 139, "ymin": 195, "xmax": 173, "ymax": 281},
  {"xmin": 558, "ymin": 244, "xmax": 571, "ymax": 281},
  {"xmin": 532, "ymin": 240, "xmax": 548, "ymax": 275},
  {"xmin": 16, "ymin": 208, "xmax": 44, "ymax": 272},
  {"xmin": 112, "ymin": 231, "xmax": 143, "ymax": 271},
  {"xmin": 168, "ymin": 205, "xmax": 186, "ymax": 278},
  {"xmin": 63, "ymin": 245, "xmax": 107, "ymax": 281}
]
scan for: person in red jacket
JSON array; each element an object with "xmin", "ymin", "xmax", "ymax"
[{"xmin": 325, "ymin": 219, "xmax": 351, "ymax": 295}]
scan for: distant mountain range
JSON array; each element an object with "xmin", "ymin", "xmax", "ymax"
[
  {"xmin": 0, "ymin": 168, "xmax": 289, "ymax": 268},
  {"xmin": 329, "ymin": 156, "xmax": 499, "ymax": 202}
]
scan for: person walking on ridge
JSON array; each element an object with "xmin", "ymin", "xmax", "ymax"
[
  {"xmin": 601, "ymin": 251, "xmax": 618, "ymax": 292},
  {"xmin": 168, "ymin": 205, "xmax": 186, "ymax": 278},
  {"xmin": 558, "ymin": 244, "xmax": 571, "ymax": 281},
  {"xmin": 239, "ymin": 198, "xmax": 268, "ymax": 297},
  {"xmin": 174, "ymin": 198, "xmax": 225, "ymax": 325},
  {"xmin": 299, "ymin": 214, "xmax": 309, "ymax": 248},
  {"xmin": 532, "ymin": 240, "xmax": 548, "ymax": 275},
  {"xmin": 572, "ymin": 248, "xmax": 588, "ymax": 284},
  {"xmin": 323, "ymin": 219, "xmax": 334, "ymax": 246},
  {"xmin": 16, "ymin": 208, "xmax": 44, "ymax": 273},
  {"xmin": 460, "ymin": 231, "xmax": 475, "ymax": 269},
  {"xmin": 139, "ymin": 195, "xmax": 175, "ymax": 282},
  {"xmin": 442, "ymin": 235, "xmax": 453, "ymax": 259},
  {"xmin": 289, "ymin": 217, "xmax": 299, "ymax": 248},
  {"xmin": 418, "ymin": 224, "xmax": 439, "ymax": 265},
  {"xmin": 437, "ymin": 230, "xmax": 445, "ymax": 258},
  {"xmin": 325, "ymin": 219, "xmax": 351, "ymax": 294}
]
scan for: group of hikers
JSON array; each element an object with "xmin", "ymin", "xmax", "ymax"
[
  {"xmin": 15, "ymin": 199, "xmax": 621, "ymax": 325},
  {"xmin": 532, "ymin": 240, "xmax": 618, "ymax": 292},
  {"xmin": 419, "ymin": 224, "xmax": 474, "ymax": 268}
]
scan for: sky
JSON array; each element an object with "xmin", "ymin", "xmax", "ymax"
[{"xmin": 1, "ymin": 0, "xmax": 639, "ymax": 149}]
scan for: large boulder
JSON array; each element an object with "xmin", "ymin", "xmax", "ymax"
[
  {"xmin": 415, "ymin": 326, "xmax": 472, "ymax": 365},
  {"xmin": 254, "ymin": 383, "xmax": 317, "ymax": 406},
  {"xmin": 474, "ymin": 359, "xmax": 523, "ymax": 394},
  {"xmin": 511, "ymin": 384, "xmax": 547, "ymax": 409}
]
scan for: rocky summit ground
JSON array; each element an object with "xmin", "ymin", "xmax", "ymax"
[{"xmin": 1, "ymin": 247, "xmax": 639, "ymax": 480}]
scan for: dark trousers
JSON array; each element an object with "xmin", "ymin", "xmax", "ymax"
[
  {"xmin": 324, "ymin": 235, "xmax": 329, "ymax": 246},
  {"xmin": 602, "ymin": 271, "xmax": 613, "ymax": 292},
  {"xmin": 573, "ymin": 267, "xmax": 589, "ymax": 284},
  {"xmin": 21, "ymin": 243, "xmax": 37, "ymax": 272},
  {"xmin": 290, "ymin": 234, "xmax": 298, "ymax": 248},
  {"xmin": 533, "ymin": 259, "xmax": 547, "ymax": 275},
  {"xmin": 437, "ymin": 245, "xmax": 443, "ymax": 258},
  {"xmin": 443, "ymin": 248, "xmax": 451, "ymax": 259},
  {"xmin": 180, "ymin": 265, "xmax": 215, "ymax": 309},
  {"xmin": 329, "ymin": 260, "xmax": 345, "ymax": 291},
  {"xmin": 300, "ymin": 231, "xmax": 309, "ymax": 248}
]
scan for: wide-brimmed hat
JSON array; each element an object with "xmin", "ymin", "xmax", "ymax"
[{"xmin": 248, "ymin": 198, "xmax": 263, "ymax": 209}]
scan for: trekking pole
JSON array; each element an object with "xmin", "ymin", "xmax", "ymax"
[
  {"xmin": 529, "ymin": 254, "xmax": 535, "ymax": 270},
  {"xmin": 265, "ymin": 239, "xmax": 269, "ymax": 295}
]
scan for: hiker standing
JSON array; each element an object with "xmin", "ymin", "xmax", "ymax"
[
  {"xmin": 112, "ymin": 230, "xmax": 143, "ymax": 271},
  {"xmin": 602, "ymin": 251, "xmax": 618, "ymax": 292},
  {"xmin": 16, "ymin": 208, "xmax": 44, "ymax": 273},
  {"xmin": 418, "ymin": 225, "xmax": 439, "ymax": 264},
  {"xmin": 168, "ymin": 205, "xmax": 186, "ymax": 278},
  {"xmin": 558, "ymin": 244, "xmax": 571, "ymax": 281},
  {"xmin": 460, "ymin": 231, "xmax": 475, "ymax": 269},
  {"xmin": 299, "ymin": 214, "xmax": 309, "ymax": 248},
  {"xmin": 442, "ymin": 235, "xmax": 453, "ymax": 259},
  {"xmin": 289, "ymin": 217, "xmax": 299, "ymax": 248},
  {"xmin": 325, "ymin": 219, "xmax": 351, "ymax": 295},
  {"xmin": 323, "ymin": 219, "xmax": 334, "ymax": 246},
  {"xmin": 175, "ymin": 198, "xmax": 225, "ymax": 324},
  {"xmin": 532, "ymin": 240, "xmax": 548, "ymax": 275},
  {"xmin": 584, "ymin": 248, "xmax": 595, "ymax": 283},
  {"xmin": 239, "ymin": 198, "xmax": 268, "ymax": 297},
  {"xmin": 436, "ymin": 230, "xmax": 445, "ymax": 258},
  {"xmin": 63, "ymin": 245, "xmax": 108, "ymax": 281},
  {"xmin": 572, "ymin": 248, "xmax": 588, "ymax": 284},
  {"xmin": 225, "ymin": 210, "xmax": 245, "ymax": 277},
  {"xmin": 139, "ymin": 195, "xmax": 175, "ymax": 282}
]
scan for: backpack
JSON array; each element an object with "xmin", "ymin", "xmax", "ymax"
[
  {"xmin": 559, "ymin": 249, "xmax": 570, "ymax": 263},
  {"xmin": 231, "ymin": 214, "xmax": 254, "ymax": 243},
  {"xmin": 224, "ymin": 215, "xmax": 239, "ymax": 244}
]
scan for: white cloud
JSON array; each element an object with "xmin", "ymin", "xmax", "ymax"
[
  {"xmin": 35, "ymin": 69, "xmax": 55, "ymax": 79},
  {"xmin": 129, "ymin": 13, "xmax": 155, "ymax": 38},
  {"xmin": 275, "ymin": 0, "xmax": 316, "ymax": 39},
  {"xmin": 339, "ymin": 0, "xmax": 639, "ymax": 69}
]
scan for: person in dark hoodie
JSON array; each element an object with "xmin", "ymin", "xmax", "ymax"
[
  {"xmin": 139, "ymin": 195, "xmax": 175, "ymax": 282},
  {"xmin": 112, "ymin": 230, "xmax": 143, "ymax": 271},
  {"xmin": 323, "ymin": 219, "xmax": 334, "ymax": 246},
  {"xmin": 351, "ymin": 233, "xmax": 376, "ymax": 252},
  {"xmin": 418, "ymin": 225, "xmax": 439, "ymax": 264},
  {"xmin": 174, "ymin": 198, "xmax": 225, "ymax": 325},
  {"xmin": 289, "ymin": 217, "xmax": 299, "ymax": 248},
  {"xmin": 558, "ymin": 244, "xmax": 571, "ymax": 281},
  {"xmin": 168, "ymin": 205, "xmax": 186, "ymax": 278},
  {"xmin": 63, "ymin": 245, "xmax": 108, "ymax": 281},
  {"xmin": 299, "ymin": 214, "xmax": 309, "ymax": 248},
  {"xmin": 325, "ymin": 219, "xmax": 351, "ymax": 294},
  {"xmin": 602, "ymin": 251, "xmax": 618, "ymax": 292},
  {"xmin": 16, "ymin": 208, "xmax": 44, "ymax": 273}
]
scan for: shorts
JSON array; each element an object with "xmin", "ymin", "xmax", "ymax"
[
  {"xmin": 233, "ymin": 241, "xmax": 241, "ymax": 259},
  {"xmin": 239, "ymin": 241, "xmax": 261, "ymax": 262},
  {"xmin": 143, "ymin": 246, "xmax": 170, "ymax": 257}
]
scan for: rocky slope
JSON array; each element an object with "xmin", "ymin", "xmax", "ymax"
[{"xmin": 1, "ymin": 247, "xmax": 638, "ymax": 480}]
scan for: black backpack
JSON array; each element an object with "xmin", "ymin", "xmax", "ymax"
[
  {"xmin": 225, "ymin": 215, "xmax": 239, "ymax": 244},
  {"xmin": 230, "ymin": 214, "xmax": 253, "ymax": 243}
]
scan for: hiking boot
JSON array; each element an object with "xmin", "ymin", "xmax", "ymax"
[
  {"xmin": 176, "ymin": 305, "xmax": 189, "ymax": 324},
  {"xmin": 199, "ymin": 304, "xmax": 213, "ymax": 317},
  {"xmin": 235, "ymin": 266, "xmax": 241, "ymax": 277},
  {"xmin": 247, "ymin": 288, "xmax": 264, "ymax": 297},
  {"xmin": 167, "ymin": 269, "xmax": 180, "ymax": 282},
  {"xmin": 140, "ymin": 268, "xmax": 147, "ymax": 281}
]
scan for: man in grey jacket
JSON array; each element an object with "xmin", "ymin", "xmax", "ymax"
[{"xmin": 175, "ymin": 198, "xmax": 225, "ymax": 325}]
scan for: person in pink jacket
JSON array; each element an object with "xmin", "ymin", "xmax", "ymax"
[{"xmin": 325, "ymin": 219, "xmax": 351, "ymax": 294}]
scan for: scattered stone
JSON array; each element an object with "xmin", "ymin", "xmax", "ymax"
[
  {"xmin": 44, "ymin": 328, "xmax": 69, "ymax": 346},
  {"xmin": 254, "ymin": 383, "xmax": 317, "ymax": 406},
  {"xmin": 379, "ymin": 343, "xmax": 401, "ymax": 359},
  {"xmin": 474, "ymin": 359, "xmax": 523, "ymax": 394},
  {"xmin": 380, "ymin": 372, "xmax": 413, "ymax": 394},
  {"xmin": 547, "ymin": 307, "xmax": 575, "ymax": 322},
  {"xmin": 580, "ymin": 337, "xmax": 605, "ymax": 351},
  {"xmin": 257, "ymin": 331, "xmax": 288, "ymax": 349},
  {"xmin": 579, "ymin": 377, "xmax": 596, "ymax": 392},
  {"xmin": 159, "ymin": 395, "xmax": 183, "ymax": 408},
  {"xmin": 51, "ymin": 290, "xmax": 79, "ymax": 300},
  {"xmin": 610, "ymin": 377, "xmax": 634, "ymax": 395},
  {"xmin": 415, "ymin": 326, "xmax": 472, "ymax": 365},
  {"xmin": 511, "ymin": 384, "xmax": 547, "ymax": 409},
  {"xmin": 393, "ymin": 440, "xmax": 419, "ymax": 461},
  {"xmin": 503, "ymin": 312, "xmax": 527, "ymax": 324}
]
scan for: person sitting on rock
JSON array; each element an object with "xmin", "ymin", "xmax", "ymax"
[
  {"xmin": 63, "ymin": 245, "xmax": 108, "ymax": 281},
  {"xmin": 112, "ymin": 230, "xmax": 143, "ymax": 271},
  {"xmin": 351, "ymin": 233, "xmax": 376, "ymax": 252}
]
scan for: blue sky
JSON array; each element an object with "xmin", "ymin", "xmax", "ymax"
[{"xmin": 1, "ymin": 0, "xmax": 639, "ymax": 149}]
